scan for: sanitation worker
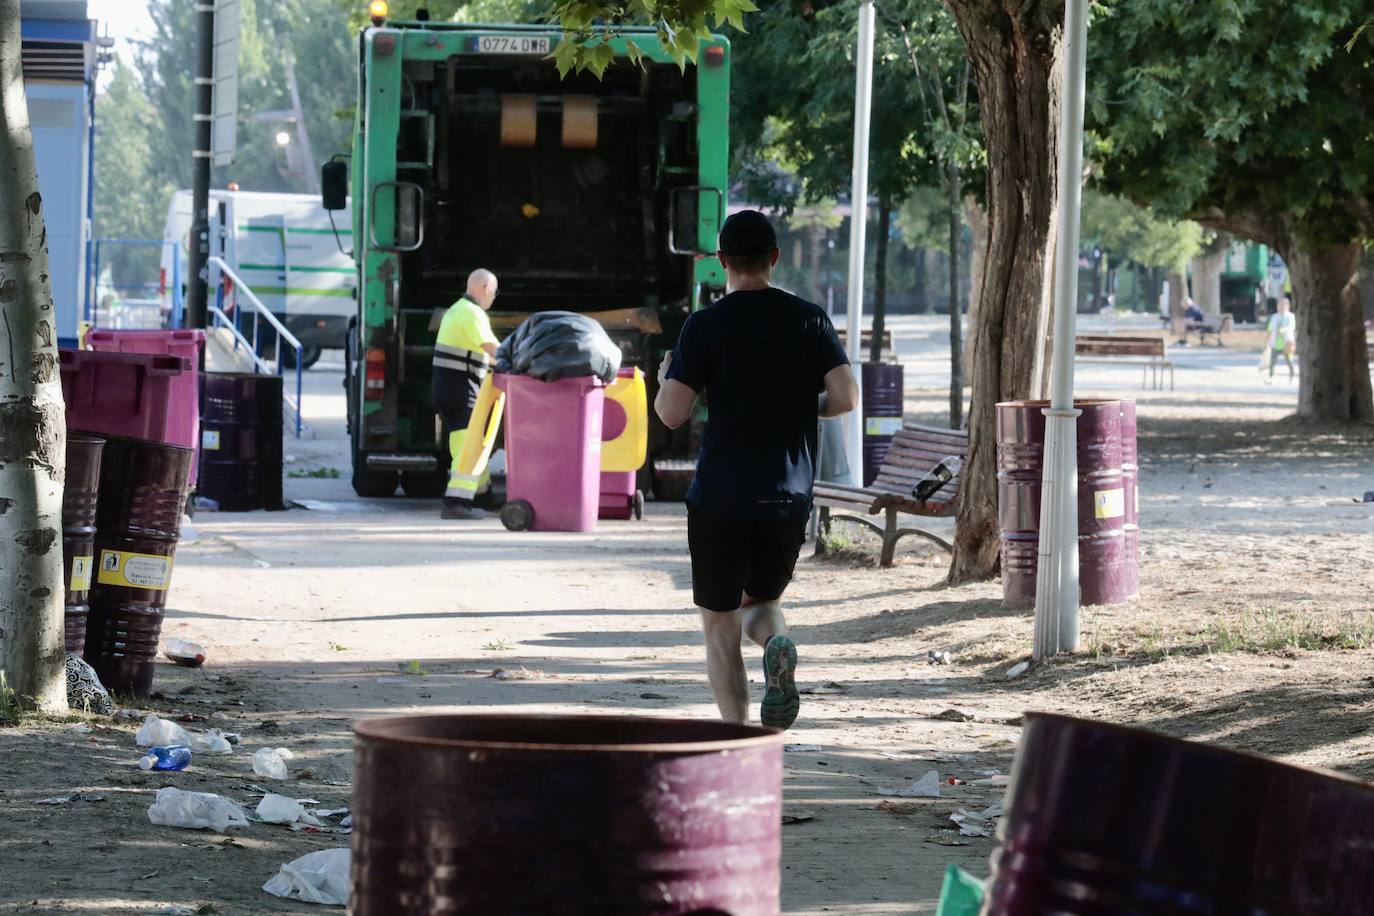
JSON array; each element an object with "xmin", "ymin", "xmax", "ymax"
[
  {"xmin": 653, "ymin": 210, "xmax": 858, "ymax": 730},
  {"xmin": 433, "ymin": 268, "xmax": 500, "ymax": 520}
]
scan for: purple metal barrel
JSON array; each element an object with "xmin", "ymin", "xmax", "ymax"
[
  {"xmin": 861, "ymin": 363, "xmax": 904, "ymax": 486},
  {"xmin": 1120, "ymin": 400, "xmax": 1139, "ymax": 599},
  {"xmin": 84, "ymin": 437, "xmax": 192, "ymax": 697},
  {"xmin": 62, "ymin": 435, "xmax": 105, "ymax": 654},
  {"xmin": 352, "ymin": 714, "xmax": 783, "ymax": 915},
  {"xmin": 983, "ymin": 713, "xmax": 1374, "ymax": 914},
  {"xmin": 996, "ymin": 400, "xmax": 1128, "ymax": 608},
  {"xmin": 198, "ymin": 372, "xmax": 283, "ymax": 512}
]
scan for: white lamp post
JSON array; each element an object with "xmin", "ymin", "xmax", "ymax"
[{"xmin": 844, "ymin": 0, "xmax": 876, "ymax": 486}]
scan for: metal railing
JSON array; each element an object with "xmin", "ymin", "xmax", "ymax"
[
  {"xmin": 207, "ymin": 256, "xmax": 306, "ymax": 437},
  {"xmin": 86, "ymin": 238, "xmax": 181, "ymax": 330}
]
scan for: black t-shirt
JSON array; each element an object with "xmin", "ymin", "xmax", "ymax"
[{"xmin": 667, "ymin": 287, "xmax": 849, "ymax": 520}]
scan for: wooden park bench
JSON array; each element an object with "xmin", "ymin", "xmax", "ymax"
[
  {"xmin": 1184, "ymin": 312, "xmax": 1234, "ymax": 346},
  {"xmin": 838, "ymin": 328, "xmax": 896, "ymax": 360},
  {"xmin": 812, "ymin": 422, "xmax": 968, "ymax": 567},
  {"xmin": 1074, "ymin": 335, "xmax": 1174, "ymax": 390}
]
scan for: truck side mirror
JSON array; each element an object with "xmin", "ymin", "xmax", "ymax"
[{"xmin": 322, "ymin": 160, "xmax": 348, "ymax": 211}]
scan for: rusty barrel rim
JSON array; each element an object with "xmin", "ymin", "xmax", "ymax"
[
  {"xmin": 1020, "ymin": 711, "xmax": 1372, "ymax": 791},
  {"xmin": 354, "ymin": 713, "xmax": 784, "ymax": 755}
]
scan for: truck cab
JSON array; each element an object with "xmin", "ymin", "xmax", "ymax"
[{"xmin": 327, "ymin": 19, "xmax": 729, "ymax": 498}]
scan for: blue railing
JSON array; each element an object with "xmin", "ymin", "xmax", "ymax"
[{"xmin": 207, "ymin": 256, "xmax": 306, "ymax": 438}]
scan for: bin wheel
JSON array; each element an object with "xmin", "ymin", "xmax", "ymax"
[
  {"xmin": 500, "ymin": 499, "xmax": 534, "ymax": 532},
  {"xmin": 633, "ymin": 489, "xmax": 644, "ymax": 521}
]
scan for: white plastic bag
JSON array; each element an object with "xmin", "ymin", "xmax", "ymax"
[
  {"xmin": 262, "ymin": 848, "xmax": 350, "ymax": 906},
  {"xmin": 136, "ymin": 714, "xmax": 193, "ymax": 748},
  {"xmin": 147, "ymin": 787, "xmax": 248, "ymax": 832},
  {"xmin": 191, "ymin": 728, "xmax": 234, "ymax": 755},
  {"xmin": 256, "ymin": 793, "xmax": 323, "ymax": 827},
  {"xmin": 253, "ymin": 747, "xmax": 294, "ymax": 780}
]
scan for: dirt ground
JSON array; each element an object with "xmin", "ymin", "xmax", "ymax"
[{"xmin": 2, "ymin": 322, "xmax": 1372, "ymax": 914}]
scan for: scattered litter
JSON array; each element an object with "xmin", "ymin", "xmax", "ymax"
[
  {"xmin": 195, "ymin": 496, "xmax": 220, "ymax": 512},
  {"xmin": 140, "ymin": 746, "xmax": 193, "ymax": 772},
  {"xmin": 1204, "ymin": 659, "xmax": 1230, "ymax": 673},
  {"xmin": 947, "ymin": 776, "xmax": 966, "ymax": 786},
  {"xmin": 878, "ymin": 769, "xmax": 941, "ymax": 798},
  {"xmin": 256, "ymin": 794, "xmax": 324, "ymax": 827},
  {"xmin": 70, "ymin": 723, "xmax": 92, "ymax": 735},
  {"xmin": 970, "ymin": 775, "xmax": 1010, "ymax": 787},
  {"xmin": 639, "ymin": 692, "xmax": 673, "ymax": 700},
  {"xmin": 375, "ymin": 677, "xmax": 409, "ymax": 686},
  {"xmin": 490, "ymin": 667, "xmax": 545, "ymax": 681},
  {"xmin": 191, "ymin": 729, "xmax": 234, "ymax": 756},
  {"xmin": 878, "ymin": 749, "xmax": 921, "ymax": 760},
  {"xmin": 164, "ymin": 638, "xmax": 207, "ymax": 668},
  {"xmin": 66, "ymin": 654, "xmax": 114, "ymax": 715},
  {"xmin": 784, "ymin": 743, "xmax": 823, "ymax": 752},
  {"xmin": 315, "ymin": 807, "xmax": 350, "ymax": 819},
  {"xmin": 137, "ymin": 714, "xmax": 194, "ymax": 749},
  {"xmin": 781, "ymin": 810, "xmax": 816, "ymax": 825},
  {"xmin": 262, "ymin": 848, "xmax": 350, "ymax": 906},
  {"xmin": 1006, "ymin": 660, "xmax": 1031, "ymax": 679},
  {"xmin": 36, "ymin": 795, "xmax": 74, "ymax": 806},
  {"xmin": 923, "ymin": 832, "xmax": 970, "ymax": 847},
  {"xmin": 799, "ymin": 682, "xmax": 848, "ymax": 696},
  {"xmin": 252, "ymin": 560, "xmax": 272, "ymax": 569},
  {"xmin": 340, "ymin": 815, "xmax": 352, "ymax": 828},
  {"xmin": 252, "ymin": 748, "xmax": 294, "ymax": 781},
  {"xmin": 875, "ymin": 800, "xmax": 921, "ymax": 815},
  {"xmin": 140, "ymin": 871, "xmax": 160, "ymax": 880},
  {"xmin": 115, "ymin": 708, "xmax": 144, "ymax": 720},
  {"xmin": 150, "ymin": 906, "xmax": 196, "ymax": 916},
  {"xmin": 950, "ymin": 803, "xmax": 1005, "ymax": 837},
  {"xmin": 147, "ymin": 787, "xmax": 249, "ymax": 832},
  {"xmin": 932, "ymin": 708, "xmax": 975, "ymax": 723},
  {"xmin": 927, "ymin": 650, "xmax": 953, "ymax": 665}
]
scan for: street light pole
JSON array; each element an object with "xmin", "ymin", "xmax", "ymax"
[
  {"xmin": 1033, "ymin": 0, "xmax": 1090, "ymax": 659},
  {"xmin": 185, "ymin": 1, "xmax": 215, "ymax": 331},
  {"xmin": 844, "ymin": 0, "xmax": 875, "ymax": 486}
]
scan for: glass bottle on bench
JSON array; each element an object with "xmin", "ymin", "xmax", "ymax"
[{"xmin": 912, "ymin": 457, "xmax": 962, "ymax": 501}]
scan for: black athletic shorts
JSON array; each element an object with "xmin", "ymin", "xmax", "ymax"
[{"xmin": 687, "ymin": 509, "xmax": 807, "ymax": 613}]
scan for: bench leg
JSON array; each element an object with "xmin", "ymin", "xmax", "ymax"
[
  {"xmin": 814, "ymin": 506, "xmax": 831, "ymax": 557},
  {"xmin": 880, "ymin": 507, "xmax": 899, "ymax": 568}
]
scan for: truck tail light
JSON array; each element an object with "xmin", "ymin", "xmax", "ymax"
[{"xmin": 365, "ymin": 348, "xmax": 386, "ymax": 400}]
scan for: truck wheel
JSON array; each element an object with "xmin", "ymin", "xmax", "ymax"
[
  {"xmin": 401, "ymin": 469, "xmax": 448, "ymax": 499},
  {"xmin": 352, "ymin": 464, "xmax": 398, "ymax": 498},
  {"xmin": 282, "ymin": 345, "xmax": 323, "ymax": 370},
  {"xmin": 500, "ymin": 499, "xmax": 534, "ymax": 532}
]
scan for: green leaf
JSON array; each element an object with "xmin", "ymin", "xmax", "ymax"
[{"xmin": 553, "ymin": 37, "xmax": 579, "ymax": 78}]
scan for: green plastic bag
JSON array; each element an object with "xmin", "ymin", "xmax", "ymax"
[{"xmin": 935, "ymin": 864, "xmax": 985, "ymax": 916}]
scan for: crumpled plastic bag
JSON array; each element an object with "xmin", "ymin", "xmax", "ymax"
[
  {"xmin": 191, "ymin": 728, "xmax": 234, "ymax": 755},
  {"xmin": 147, "ymin": 787, "xmax": 249, "ymax": 832},
  {"xmin": 256, "ymin": 793, "xmax": 323, "ymax": 827},
  {"xmin": 136, "ymin": 714, "xmax": 194, "ymax": 748},
  {"xmin": 494, "ymin": 310, "xmax": 621, "ymax": 384},
  {"xmin": 262, "ymin": 848, "xmax": 350, "ymax": 906},
  {"xmin": 253, "ymin": 747, "xmax": 294, "ymax": 780},
  {"xmin": 65, "ymin": 654, "xmax": 114, "ymax": 716}
]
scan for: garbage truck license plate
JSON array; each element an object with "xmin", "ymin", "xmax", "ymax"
[{"xmin": 477, "ymin": 36, "xmax": 551, "ymax": 54}]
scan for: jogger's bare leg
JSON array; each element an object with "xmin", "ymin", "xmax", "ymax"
[
  {"xmin": 700, "ymin": 608, "xmax": 748, "ymax": 723},
  {"xmin": 743, "ymin": 596, "xmax": 786, "ymax": 648}
]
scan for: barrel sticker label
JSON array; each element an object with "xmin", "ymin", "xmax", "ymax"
[
  {"xmin": 97, "ymin": 550, "xmax": 173, "ymax": 590},
  {"xmin": 70, "ymin": 556, "xmax": 92, "ymax": 592},
  {"xmin": 202, "ymin": 430, "xmax": 221, "ymax": 451},
  {"xmin": 865, "ymin": 417, "xmax": 903, "ymax": 436},
  {"xmin": 1094, "ymin": 488, "xmax": 1125, "ymax": 520}
]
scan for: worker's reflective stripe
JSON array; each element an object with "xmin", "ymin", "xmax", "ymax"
[{"xmin": 434, "ymin": 356, "xmax": 485, "ymax": 373}]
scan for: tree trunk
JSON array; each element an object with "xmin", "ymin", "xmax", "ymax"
[
  {"xmin": 948, "ymin": 164, "xmax": 964, "ymax": 429},
  {"xmin": 1191, "ymin": 248, "xmax": 1224, "ymax": 314},
  {"xmin": 944, "ymin": 0, "xmax": 1062, "ymax": 584},
  {"xmin": 0, "ymin": 1, "xmax": 69, "ymax": 713},
  {"xmin": 869, "ymin": 193, "xmax": 892, "ymax": 365},
  {"xmin": 1167, "ymin": 270, "xmax": 1186, "ymax": 338},
  {"xmin": 913, "ymin": 246, "xmax": 930, "ymax": 313},
  {"xmin": 963, "ymin": 195, "xmax": 987, "ymax": 372},
  {"xmin": 1281, "ymin": 239, "xmax": 1373, "ymax": 421}
]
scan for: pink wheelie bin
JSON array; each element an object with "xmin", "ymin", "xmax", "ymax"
[{"xmin": 493, "ymin": 373, "xmax": 606, "ymax": 532}]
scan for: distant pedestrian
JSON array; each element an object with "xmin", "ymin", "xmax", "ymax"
[
  {"xmin": 1262, "ymin": 296, "xmax": 1296, "ymax": 384},
  {"xmin": 653, "ymin": 210, "xmax": 858, "ymax": 730}
]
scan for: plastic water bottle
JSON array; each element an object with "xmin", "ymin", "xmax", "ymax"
[
  {"xmin": 139, "ymin": 745, "xmax": 193, "ymax": 772},
  {"xmin": 163, "ymin": 637, "xmax": 207, "ymax": 668},
  {"xmin": 912, "ymin": 456, "xmax": 962, "ymax": 501}
]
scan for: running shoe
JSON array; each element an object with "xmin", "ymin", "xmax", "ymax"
[{"xmin": 761, "ymin": 635, "xmax": 800, "ymax": 730}]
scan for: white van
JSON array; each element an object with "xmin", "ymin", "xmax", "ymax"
[{"xmin": 161, "ymin": 190, "xmax": 355, "ymax": 367}]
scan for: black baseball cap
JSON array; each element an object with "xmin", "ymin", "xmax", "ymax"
[{"xmin": 718, "ymin": 210, "xmax": 778, "ymax": 258}]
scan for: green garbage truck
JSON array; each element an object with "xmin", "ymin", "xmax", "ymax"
[{"xmin": 323, "ymin": 14, "xmax": 729, "ymax": 498}]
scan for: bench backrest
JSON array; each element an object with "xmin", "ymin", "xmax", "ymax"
[
  {"xmin": 1075, "ymin": 335, "xmax": 1165, "ymax": 358},
  {"xmin": 839, "ymin": 329, "xmax": 895, "ymax": 351},
  {"xmin": 871, "ymin": 422, "xmax": 970, "ymax": 507}
]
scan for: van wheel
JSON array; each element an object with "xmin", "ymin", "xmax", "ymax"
[{"xmin": 282, "ymin": 345, "xmax": 323, "ymax": 370}]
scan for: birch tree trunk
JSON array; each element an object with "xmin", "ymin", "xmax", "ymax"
[{"xmin": 0, "ymin": 0, "xmax": 69, "ymax": 713}]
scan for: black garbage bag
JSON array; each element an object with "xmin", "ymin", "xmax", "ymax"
[{"xmin": 494, "ymin": 311, "xmax": 621, "ymax": 384}]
